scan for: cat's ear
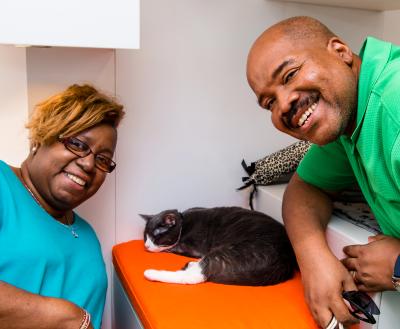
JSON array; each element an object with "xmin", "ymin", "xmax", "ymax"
[
  {"xmin": 163, "ymin": 213, "xmax": 177, "ymax": 226},
  {"xmin": 139, "ymin": 214, "xmax": 153, "ymax": 222}
]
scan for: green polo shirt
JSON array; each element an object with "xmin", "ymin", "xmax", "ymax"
[{"xmin": 297, "ymin": 37, "xmax": 400, "ymax": 238}]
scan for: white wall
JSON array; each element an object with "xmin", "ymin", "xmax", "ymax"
[
  {"xmin": 0, "ymin": 2, "xmax": 393, "ymax": 329},
  {"xmin": 115, "ymin": 0, "xmax": 383, "ymax": 243},
  {"xmin": 383, "ymin": 10, "xmax": 400, "ymax": 44},
  {"xmin": 0, "ymin": 45, "xmax": 29, "ymax": 166},
  {"xmin": 26, "ymin": 46, "xmax": 116, "ymax": 329}
]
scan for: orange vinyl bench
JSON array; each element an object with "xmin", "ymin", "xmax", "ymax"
[{"xmin": 112, "ymin": 239, "xmax": 333, "ymax": 329}]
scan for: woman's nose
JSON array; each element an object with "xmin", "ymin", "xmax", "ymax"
[{"xmin": 76, "ymin": 153, "xmax": 96, "ymax": 172}]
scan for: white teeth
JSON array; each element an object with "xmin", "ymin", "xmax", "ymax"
[
  {"xmin": 297, "ymin": 102, "xmax": 317, "ymax": 127},
  {"xmin": 66, "ymin": 173, "xmax": 85, "ymax": 186}
]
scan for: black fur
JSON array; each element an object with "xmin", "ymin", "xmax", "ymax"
[{"xmin": 142, "ymin": 207, "xmax": 297, "ymax": 286}]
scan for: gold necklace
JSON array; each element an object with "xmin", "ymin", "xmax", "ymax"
[{"xmin": 19, "ymin": 169, "xmax": 79, "ymax": 238}]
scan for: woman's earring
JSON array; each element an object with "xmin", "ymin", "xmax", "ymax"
[{"xmin": 31, "ymin": 146, "xmax": 37, "ymax": 155}]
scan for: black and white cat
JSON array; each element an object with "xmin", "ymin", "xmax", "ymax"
[{"xmin": 140, "ymin": 207, "xmax": 297, "ymax": 286}]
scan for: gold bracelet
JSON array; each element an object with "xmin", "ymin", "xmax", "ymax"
[{"xmin": 79, "ymin": 309, "xmax": 91, "ymax": 329}]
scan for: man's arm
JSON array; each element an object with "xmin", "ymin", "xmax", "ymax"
[
  {"xmin": 0, "ymin": 281, "xmax": 93, "ymax": 329},
  {"xmin": 283, "ymin": 173, "xmax": 357, "ymax": 328}
]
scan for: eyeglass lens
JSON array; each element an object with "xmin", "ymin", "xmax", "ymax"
[{"xmin": 61, "ymin": 137, "xmax": 116, "ymax": 173}]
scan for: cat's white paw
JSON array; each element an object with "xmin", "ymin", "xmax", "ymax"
[
  {"xmin": 143, "ymin": 262, "xmax": 206, "ymax": 284},
  {"xmin": 144, "ymin": 269, "xmax": 162, "ymax": 281}
]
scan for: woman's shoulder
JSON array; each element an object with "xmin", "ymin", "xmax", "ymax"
[{"xmin": 0, "ymin": 160, "xmax": 21, "ymax": 189}]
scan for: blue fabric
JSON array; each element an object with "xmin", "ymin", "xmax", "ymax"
[{"xmin": 0, "ymin": 160, "xmax": 107, "ymax": 329}]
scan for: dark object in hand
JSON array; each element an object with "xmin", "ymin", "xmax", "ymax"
[{"xmin": 342, "ymin": 290, "xmax": 380, "ymax": 324}]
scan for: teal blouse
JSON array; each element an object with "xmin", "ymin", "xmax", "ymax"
[{"xmin": 0, "ymin": 160, "xmax": 107, "ymax": 329}]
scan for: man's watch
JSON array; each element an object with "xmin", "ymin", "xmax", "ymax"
[{"xmin": 391, "ymin": 255, "xmax": 400, "ymax": 291}]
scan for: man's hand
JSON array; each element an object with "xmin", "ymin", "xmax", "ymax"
[
  {"xmin": 300, "ymin": 250, "xmax": 358, "ymax": 328},
  {"xmin": 342, "ymin": 234, "xmax": 400, "ymax": 291},
  {"xmin": 283, "ymin": 174, "xmax": 360, "ymax": 328}
]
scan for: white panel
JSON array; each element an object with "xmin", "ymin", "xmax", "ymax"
[
  {"xmin": 378, "ymin": 291, "xmax": 400, "ymax": 329},
  {"xmin": 0, "ymin": 0, "xmax": 139, "ymax": 49},
  {"xmin": 0, "ymin": 45, "xmax": 29, "ymax": 167},
  {"xmin": 270, "ymin": 0, "xmax": 400, "ymax": 11},
  {"xmin": 26, "ymin": 47, "xmax": 116, "ymax": 329},
  {"xmin": 115, "ymin": 0, "xmax": 383, "ymax": 243},
  {"xmin": 112, "ymin": 271, "xmax": 144, "ymax": 329}
]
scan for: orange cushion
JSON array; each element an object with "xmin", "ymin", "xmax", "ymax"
[{"xmin": 112, "ymin": 240, "xmax": 354, "ymax": 329}]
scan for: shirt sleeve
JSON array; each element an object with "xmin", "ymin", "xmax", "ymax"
[{"xmin": 296, "ymin": 140, "xmax": 357, "ymax": 191}]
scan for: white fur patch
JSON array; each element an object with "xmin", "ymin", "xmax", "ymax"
[
  {"xmin": 144, "ymin": 234, "xmax": 172, "ymax": 252},
  {"xmin": 144, "ymin": 261, "xmax": 206, "ymax": 284}
]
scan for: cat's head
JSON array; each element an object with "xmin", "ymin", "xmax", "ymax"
[{"xmin": 140, "ymin": 209, "xmax": 183, "ymax": 252}]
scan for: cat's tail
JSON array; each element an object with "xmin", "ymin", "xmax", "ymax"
[{"xmin": 144, "ymin": 261, "xmax": 206, "ymax": 284}]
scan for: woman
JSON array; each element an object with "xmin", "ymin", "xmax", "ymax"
[{"xmin": 0, "ymin": 84, "xmax": 125, "ymax": 329}]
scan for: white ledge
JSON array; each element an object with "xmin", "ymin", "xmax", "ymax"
[{"xmin": 254, "ymin": 184, "xmax": 372, "ymax": 260}]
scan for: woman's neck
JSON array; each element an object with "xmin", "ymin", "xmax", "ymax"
[{"xmin": 16, "ymin": 163, "xmax": 71, "ymax": 225}]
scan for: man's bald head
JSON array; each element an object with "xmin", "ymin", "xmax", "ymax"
[
  {"xmin": 247, "ymin": 16, "xmax": 340, "ymax": 89},
  {"xmin": 258, "ymin": 16, "xmax": 336, "ymax": 47}
]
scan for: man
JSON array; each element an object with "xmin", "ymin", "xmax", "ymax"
[{"xmin": 246, "ymin": 16, "xmax": 400, "ymax": 328}]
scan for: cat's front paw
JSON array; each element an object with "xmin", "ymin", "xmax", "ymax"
[
  {"xmin": 144, "ymin": 269, "xmax": 162, "ymax": 282},
  {"xmin": 143, "ymin": 264, "xmax": 205, "ymax": 284}
]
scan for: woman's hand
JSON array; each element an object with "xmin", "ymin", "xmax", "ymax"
[{"xmin": 342, "ymin": 234, "xmax": 400, "ymax": 291}]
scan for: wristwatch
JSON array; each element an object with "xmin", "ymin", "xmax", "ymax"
[{"xmin": 391, "ymin": 255, "xmax": 400, "ymax": 291}]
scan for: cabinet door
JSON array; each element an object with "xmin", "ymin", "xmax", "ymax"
[{"xmin": 0, "ymin": 0, "xmax": 139, "ymax": 49}]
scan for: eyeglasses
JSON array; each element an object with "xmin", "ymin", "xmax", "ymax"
[
  {"xmin": 59, "ymin": 136, "xmax": 116, "ymax": 173},
  {"xmin": 342, "ymin": 291, "xmax": 380, "ymax": 324}
]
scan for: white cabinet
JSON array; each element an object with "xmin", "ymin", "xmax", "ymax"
[
  {"xmin": 0, "ymin": 0, "xmax": 139, "ymax": 49},
  {"xmin": 270, "ymin": 0, "xmax": 400, "ymax": 11}
]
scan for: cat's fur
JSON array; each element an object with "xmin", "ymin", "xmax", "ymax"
[{"xmin": 141, "ymin": 206, "xmax": 297, "ymax": 286}]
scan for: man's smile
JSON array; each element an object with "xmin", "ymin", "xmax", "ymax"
[
  {"xmin": 297, "ymin": 102, "xmax": 317, "ymax": 127},
  {"xmin": 286, "ymin": 93, "xmax": 320, "ymax": 129}
]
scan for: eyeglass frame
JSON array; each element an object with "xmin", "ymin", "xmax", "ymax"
[
  {"xmin": 59, "ymin": 136, "xmax": 116, "ymax": 173},
  {"xmin": 342, "ymin": 290, "xmax": 380, "ymax": 324}
]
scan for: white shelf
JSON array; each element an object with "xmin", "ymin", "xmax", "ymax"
[
  {"xmin": 0, "ymin": 0, "xmax": 140, "ymax": 49},
  {"xmin": 254, "ymin": 184, "xmax": 371, "ymax": 259},
  {"xmin": 270, "ymin": 0, "xmax": 400, "ymax": 11}
]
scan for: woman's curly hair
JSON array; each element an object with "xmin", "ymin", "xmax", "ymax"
[{"xmin": 26, "ymin": 84, "xmax": 125, "ymax": 146}]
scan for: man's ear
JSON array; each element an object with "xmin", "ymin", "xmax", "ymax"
[{"xmin": 327, "ymin": 37, "xmax": 353, "ymax": 65}]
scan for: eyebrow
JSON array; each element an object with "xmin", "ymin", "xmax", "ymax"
[
  {"xmin": 272, "ymin": 58, "xmax": 295, "ymax": 80},
  {"xmin": 257, "ymin": 58, "xmax": 295, "ymax": 107}
]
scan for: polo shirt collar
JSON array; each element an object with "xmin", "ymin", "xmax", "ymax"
[{"xmin": 348, "ymin": 37, "xmax": 392, "ymax": 149}]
